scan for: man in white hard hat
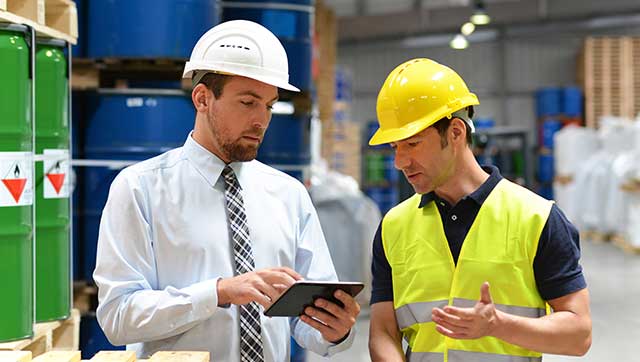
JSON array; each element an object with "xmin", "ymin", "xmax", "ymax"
[{"xmin": 94, "ymin": 20, "xmax": 359, "ymax": 361}]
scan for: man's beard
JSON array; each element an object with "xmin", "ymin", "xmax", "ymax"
[
  {"xmin": 221, "ymin": 137, "xmax": 261, "ymax": 162},
  {"xmin": 208, "ymin": 112, "xmax": 263, "ymax": 162}
]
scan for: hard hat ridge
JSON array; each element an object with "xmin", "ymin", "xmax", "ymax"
[{"xmin": 183, "ymin": 20, "xmax": 300, "ymax": 92}]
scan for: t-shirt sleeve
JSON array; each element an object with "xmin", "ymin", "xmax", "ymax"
[
  {"xmin": 371, "ymin": 222, "xmax": 394, "ymax": 304},
  {"xmin": 533, "ymin": 204, "xmax": 587, "ymax": 301}
]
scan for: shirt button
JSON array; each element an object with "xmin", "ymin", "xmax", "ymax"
[
  {"xmin": 451, "ymin": 215, "xmax": 458, "ymax": 221},
  {"xmin": 440, "ymin": 202, "xmax": 445, "ymax": 206}
]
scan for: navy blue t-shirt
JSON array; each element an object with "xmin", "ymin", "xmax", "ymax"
[{"xmin": 370, "ymin": 166, "xmax": 586, "ymax": 304}]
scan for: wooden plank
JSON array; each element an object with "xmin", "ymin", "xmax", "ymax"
[
  {"xmin": 611, "ymin": 235, "xmax": 640, "ymax": 255},
  {"xmin": 148, "ymin": 352, "xmax": 209, "ymax": 362},
  {"xmin": 32, "ymin": 352, "xmax": 80, "ymax": 362},
  {"xmin": 0, "ymin": 3, "xmax": 76, "ymax": 44},
  {"xmin": 51, "ymin": 309, "xmax": 79, "ymax": 351},
  {"xmin": 0, "ymin": 0, "xmax": 7, "ymax": 11},
  {"xmin": 0, "ymin": 351, "xmax": 32, "ymax": 362},
  {"xmin": 44, "ymin": 0, "xmax": 76, "ymax": 37},
  {"xmin": 6, "ymin": 0, "xmax": 42, "ymax": 23},
  {"xmin": 89, "ymin": 351, "xmax": 136, "ymax": 362}
]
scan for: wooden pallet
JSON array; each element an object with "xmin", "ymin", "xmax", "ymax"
[
  {"xmin": 580, "ymin": 37, "xmax": 635, "ymax": 128},
  {"xmin": 580, "ymin": 230, "xmax": 613, "ymax": 243},
  {"xmin": 0, "ymin": 309, "xmax": 80, "ymax": 358},
  {"xmin": 611, "ymin": 235, "xmax": 640, "ymax": 255},
  {"xmin": 72, "ymin": 282, "xmax": 97, "ymax": 316},
  {"xmin": 0, "ymin": 350, "xmax": 210, "ymax": 362},
  {"xmin": 0, "ymin": 0, "xmax": 77, "ymax": 44},
  {"xmin": 621, "ymin": 179, "xmax": 640, "ymax": 193},
  {"xmin": 633, "ymin": 38, "xmax": 640, "ymax": 118},
  {"xmin": 71, "ymin": 58, "xmax": 188, "ymax": 91}
]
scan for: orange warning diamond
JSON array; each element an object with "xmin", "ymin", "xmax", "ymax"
[
  {"xmin": 46, "ymin": 173, "xmax": 65, "ymax": 194},
  {"xmin": 2, "ymin": 178, "xmax": 27, "ymax": 203}
]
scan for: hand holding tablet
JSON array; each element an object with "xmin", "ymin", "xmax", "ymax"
[{"xmin": 264, "ymin": 281, "xmax": 365, "ymax": 317}]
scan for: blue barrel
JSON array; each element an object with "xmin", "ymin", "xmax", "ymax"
[
  {"xmin": 80, "ymin": 314, "xmax": 124, "ymax": 360},
  {"xmin": 335, "ymin": 67, "xmax": 352, "ymax": 102},
  {"xmin": 81, "ymin": 90, "xmax": 194, "ymax": 281},
  {"xmin": 535, "ymin": 88, "xmax": 561, "ymax": 119},
  {"xmin": 257, "ymin": 113, "xmax": 310, "ymax": 183},
  {"xmin": 537, "ymin": 184, "xmax": 553, "ymax": 201},
  {"xmin": 367, "ymin": 120, "xmax": 386, "ymax": 150},
  {"xmin": 562, "ymin": 87, "xmax": 583, "ymax": 118},
  {"xmin": 383, "ymin": 155, "xmax": 398, "ymax": 183},
  {"xmin": 366, "ymin": 187, "xmax": 398, "ymax": 215},
  {"xmin": 290, "ymin": 337, "xmax": 306, "ymax": 362},
  {"xmin": 72, "ymin": 0, "xmax": 85, "ymax": 57},
  {"xmin": 222, "ymin": 0, "xmax": 313, "ymax": 91},
  {"xmin": 537, "ymin": 154, "xmax": 554, "ymax": 183},
  {"xmin": 87, "ymin": 0, "xmax": 219, "ymax": 59},
  {"xmin": 540, "ymin": 119, "xmax": 562, "ymax": 149},
  {"xmin": 474, "ymin": 117, "xmax": 495, "ymax": 130}
]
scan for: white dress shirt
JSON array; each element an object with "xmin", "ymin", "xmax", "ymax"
[{"xmin": 94, "ymin": 134, "xmax": 354, "ymax": 361}]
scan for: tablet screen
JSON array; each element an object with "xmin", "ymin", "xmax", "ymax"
[{"xmin": 264, "ymin": 281, "xmax": 364, "ymax": 317}]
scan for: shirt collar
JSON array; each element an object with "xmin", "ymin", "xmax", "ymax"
[
  {"xmin": 418, "ymin": 165, "xmax": 503, "ymax": 208},
  {"xmin": 182, "ymin": 133, "xmax": 248, "ymax": 189}
]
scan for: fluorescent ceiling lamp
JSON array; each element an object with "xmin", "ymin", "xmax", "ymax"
[
  {"xmin": 471, "ymin": 12, "xmax": 491, "ymax": 25},
  {"xmin": 461, "ymin": 22, "xmax": 476, "ymax": 36},
  {"xmin": 271, "ymin": 101, "xmax": 295, "ymax": 115},
  {"xmin": 450, "ymin": 34, "xmax": 469, "ymax": 50}
]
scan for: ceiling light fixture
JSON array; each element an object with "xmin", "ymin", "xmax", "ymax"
[
  {"xmin": 470, "ymin": 0, "xmax": 491, "ymax": 25},
  {"xmin": 449, "ymin": 34, "xmax": 469, "ymax": 50},
  {"xmin": 461, "ymin": 22, "xmax": 476, "ymax": 36}
]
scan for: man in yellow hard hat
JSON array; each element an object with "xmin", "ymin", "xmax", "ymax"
[{"xmin": 367, "ymin": 58, "xmax": 592, "ymax": 361}]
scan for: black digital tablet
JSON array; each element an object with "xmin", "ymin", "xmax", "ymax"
[{"xmin": 264, "ymin": 281, "xmax": 365, "ymax": 317}]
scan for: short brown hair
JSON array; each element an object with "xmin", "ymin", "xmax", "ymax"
[
  {"xmin": 432, "ymin": 106, "xmax": 474, "ymax": 148},
  {"xmin": 197, "ymin": 72, "xmax": 231, "ymax": 99}
]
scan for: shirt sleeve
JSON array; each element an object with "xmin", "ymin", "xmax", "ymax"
[
  {"xmin": 289, "ymin": 183, "xmax": 355, "ymax": 356},
  {"xmin": 371, "ymin": 222, "xmax": 394, "ymax": 304},
  {"xmin": 94, "ymin": 169, "xmax": 221, "ymax": 346},
  {"xmin": 533, "ymin": 204, "xmax": 587, "ymax": 301}
]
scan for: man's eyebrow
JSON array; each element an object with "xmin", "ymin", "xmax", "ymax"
[{"xmin": 237, "ymin": 91, "xmax": 278, "ymax": 103}]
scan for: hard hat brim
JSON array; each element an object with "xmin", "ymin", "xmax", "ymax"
[
  {"xmin": 369, "ymin": 95, "xmax": 480, "ymax": 145},
  {"xmin": 183, "ymin": 65, "xmax": 300, "ymax": 92}
]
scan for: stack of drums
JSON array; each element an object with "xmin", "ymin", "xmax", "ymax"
[
  {"xmin": 80, "ymin": 90, "xmax": 195, "ymax": 280},
  {"xmin": 35, "ymin": 39, "xmax": 71, "ymax": 323},
  {"xmin": 223, "ymin": 0, "xmax": 314, "ymax": 183},
  {"xmin": 0, "ymin": 23, "xmax": 33, "ymax": 342},
  {"xmin": 87, "ymin": 0, "xmax": 220, "ymax": 58}
]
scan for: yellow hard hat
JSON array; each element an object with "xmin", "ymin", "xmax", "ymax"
[{"xmin": 369, "ymin": 58, "xmax": 479, "ymax": 145}]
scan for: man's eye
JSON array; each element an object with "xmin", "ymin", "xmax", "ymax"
[
  {"xmin": 408, "ymin": 141, "xmax": 420, "ymax": 147},
  {"xmin": 241, "ymin": 101, "xmax": 254, "ymax": 106}
]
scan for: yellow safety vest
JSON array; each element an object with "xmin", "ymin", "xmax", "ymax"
[{"xmin": 382, "ymin": 179, "xmax": 553, "ymax": 362}]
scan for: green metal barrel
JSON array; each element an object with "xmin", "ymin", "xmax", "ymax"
[
  {"xmin": 35, "ymin": 39, "xmax": 70, "ymax": 322},
  {"xmin": 0, "ymin": 24, "xmax": 34, "ymax": 342}
]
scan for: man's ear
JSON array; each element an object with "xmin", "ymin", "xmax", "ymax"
[
  {"xmin": 192, "ymin": 84, "xmax": 210, "ymax": 112},
  {"xmin": 450, "ymin": 118, "xmax": 466, "ymax": 143}
]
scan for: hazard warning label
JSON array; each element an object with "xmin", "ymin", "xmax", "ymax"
[
  {"xmin": 43, "ymin": 149, "xmax": 70, "ymax": 199},
  {"xmin": 0, "ymin": 152, "xmax": 33, "ymax": 207}
]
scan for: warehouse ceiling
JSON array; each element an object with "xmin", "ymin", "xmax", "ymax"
[{"xmin": 323, "ymin": 0, "xmax": 640, "ymax": 42}]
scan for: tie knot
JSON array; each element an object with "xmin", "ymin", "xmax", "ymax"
[{"xmin": 222, "ymin": 165, "xmax": 240, "ymax": 189}]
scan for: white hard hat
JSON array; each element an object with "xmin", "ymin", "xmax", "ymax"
[{"xmin": 183, "ymin": 20, "xmax": 300, "ymax": 92}]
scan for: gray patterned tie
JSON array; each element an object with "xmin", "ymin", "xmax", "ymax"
[{"xmin": 222, "ymin": 165, "xmax": 264, "ymax": 362}]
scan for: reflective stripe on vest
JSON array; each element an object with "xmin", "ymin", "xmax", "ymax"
[
  {"xmin": 396, "ymin": 299, "xmax": 545, "ymax": 329},
  {"xmin": 396, "ymin": 300, "xmax": 449, "ymax": 329},
  {"xmin": 406, "ymin": 348, "xmax": 543, "ymax": 362}
]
